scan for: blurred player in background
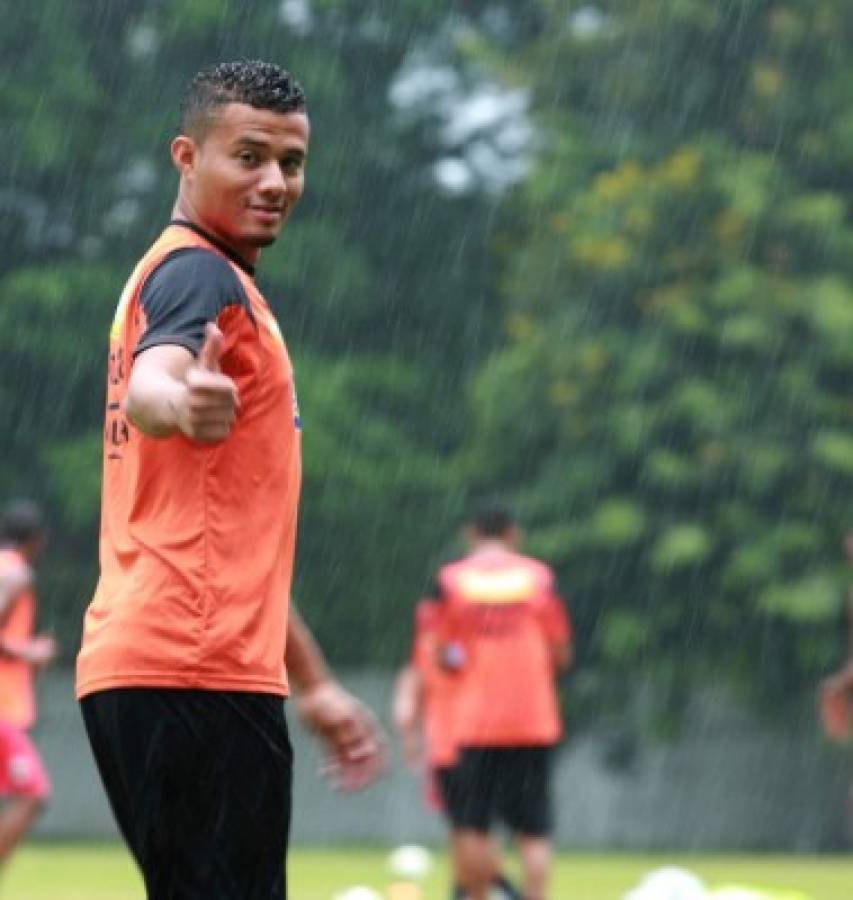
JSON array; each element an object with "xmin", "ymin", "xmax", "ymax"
[
  {"xmin": 393, "ymin": 596, "xmax": 519, "ymax": 899},
  {"xmin": 76, "ymin": 60, "xmax": 384, "ymax": 900},
  {"xmin": 819, "ymin": 531, "xmax": 853, "ymax": 845},
  {"xmin": 0, "ymin": 500, "xmax": 56, "ymax": 867},
  {"xmin": 396, "ymin": 503, "xmax": 572, "ymax": 900},
  {"xmin": 819, "ymin": 532, "xmax": 853, "ymax": 740}
]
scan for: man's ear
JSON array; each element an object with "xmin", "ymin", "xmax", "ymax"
[{"xmin": 170, "ymin": 135, "xmax": 197, "ymax": 177}]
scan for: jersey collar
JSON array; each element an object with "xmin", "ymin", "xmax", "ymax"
[{"xmin": 170, "ymin": 219, "xmax": 256, "ymax": 277}]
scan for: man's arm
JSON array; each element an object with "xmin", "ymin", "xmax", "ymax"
[
  {"xmin": 284, "ymin": 604, "xmax": 333, "ymax": 692},
  {"xmin": 545, "ymin": 591, "xmax": 573, "ymax": 673},
  {"xmin": 125, "ymin": 324, "xmax": 238, "ymax": 443},
  {"xmin": 0, "ymin": 566, "xmax": 29, "ymax": 631},
  {"xmin": 0, "ymin": 567, "xmax": 55, "ymax": 667},
  {"xmin": 286, "ymin": 605, "xmax": 386, "ymax": 791},
  {"xmin": 391, "ymin": 663, "xmax": 424, "ymax": 768},
  {"xmin": 551, "ymin": 636, "xmax": 573, "ymax": 672}
]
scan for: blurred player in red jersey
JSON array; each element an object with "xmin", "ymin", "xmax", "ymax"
[
  {"xmin": 819, "ymin": 532, "xmax": 853, "ymax": 741},
  {"xmin": 0, "ymin": 500, "xmax": 56, "ymax": 867},
  {"xmin": 393, "ymin": 595, "xmax": 520, "ymax": 900},
  {"xmin": 396, "ymin": 502, "xmax": 572, "ymax": 900}
]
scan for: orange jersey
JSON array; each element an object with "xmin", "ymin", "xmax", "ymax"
[
  {"xmin": 76, "ymin": 224, "xmax": 302, "ymax": 699},
  {"xmin": 0, "ymin": 550, "xmax": 36, "ymax": 729},
  {"xmin": 410, "ymin": 600, "xmax": 460, "ymax": 767},
  {"xmin": 439, "ymin": 546, "xmax": 570, "ymax": 747}
]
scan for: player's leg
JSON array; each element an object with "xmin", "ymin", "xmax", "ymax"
[
  {"xmin": 439, "ymin": 749, "xmax": 503, "ymax": 900},
  {"xmin": 515, "ymin": 835, "xmax": 552, "ymax": 900},
  {"xmin": 497, "ymin": 746, "xmax": 554, "ymax": 900},
  {"xmin": 0, "ymin": 796, "xmax": 43, "ymax": 864},
  {"xmin": 82, "ymin": 688, "xmax": 292, "ymax": 899},
  {"xmin": 448, "ymin": 837, "xmax": 518, "ymax": 899},
  {"xmin": 0, "ymin": 721, "xmax": 51, "ymax": 865},
  {"xmin": 453, "ymin": 829, "xmax": 498, "ymax": 900},
  {"xmin": 449, "ymin": 838, "xmax": 519, "ymax": 900},
  {"xmin": 80, "ymin": 691, "xmax": 151, "ymax": 872}
]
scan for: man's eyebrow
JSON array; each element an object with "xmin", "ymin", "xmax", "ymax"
[
  {"xmin": 233, "ymin": 136, "xmax": 306, "ymax": 157},
  {"xmin": 234, "ymin": 136, "xmax": 271, "ymax": 149}
]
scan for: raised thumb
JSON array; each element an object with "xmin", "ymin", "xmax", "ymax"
[{"xmin": 198, "ymin": 322, "xmax": 223, "ymax": 373}]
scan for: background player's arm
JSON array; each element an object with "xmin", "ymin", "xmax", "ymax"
[
  {"xmin": 391, "ymin": 663, "xmax": 424, "ymax": 768},
  {"xmin": 847, "ymin": 591, "xmax": 853, "ymax": 659},
  {"xmin": 0, "ymin": 567, "xmax": 55, "ymax": 667},
  {"xmin": 126, "ymin": 324, "xmax": 238, "ymax": 443},
  {"xmin": 545, "ymin": 591, "xmax": 573, "ymax": 673},
  {"xmin": 825, "ymin": 591, "xmax": 853, "ymax": 691},
  {"xmin": 286, "ymin": 605, "xmax": 386, "ymax": 790},
  {"xmin": 552, "ymin": 635, "xmax": 572, "ymax": 672},
  {"xmin": 817, "ymin": 588, "xmax": 853, "ymax": 739}
]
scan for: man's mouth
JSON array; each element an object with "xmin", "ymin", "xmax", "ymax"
[{"xmin": 249, "ymin": 205, "xmax": 285, "ymax": 219}]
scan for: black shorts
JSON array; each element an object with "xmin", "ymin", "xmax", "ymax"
[
  {"xmin": 81, "ymin": 688, "xmax": 292, "ymax": 900},
  {"xmin": 437, "ymin": 746, "xmax": 554, "ymax": 837}
]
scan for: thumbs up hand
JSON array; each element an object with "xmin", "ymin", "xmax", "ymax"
[{"xmin": 177, "ymin": 323, "xmax": 240, "ymax": 444}]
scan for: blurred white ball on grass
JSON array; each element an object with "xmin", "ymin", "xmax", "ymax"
[
  {"xmin": 387, "ymin": 844, "xmax": 434, "ymax": 881},
  {"xmin": 333, "ymin": 887, "xmax": 383, "ymax": 900},
  {"xmin": 623, "ymin": 866, "xmax": 708, "ymax": 900}
]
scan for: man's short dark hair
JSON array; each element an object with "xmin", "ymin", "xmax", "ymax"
[
  {"xmin": 180, "ymin": 59, "xmax": 306, "ymax": 138},
  {"xmin": 470, "ymin": 501, "xmax": 516, "ymax": 538},
  {"xmin": 0, "ymin": 499, "xmax": 44, "ymax": 546}
]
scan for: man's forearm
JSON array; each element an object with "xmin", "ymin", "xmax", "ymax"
[
  {"xmin": 125, "ymin": 369, "xmax": 187, "ymax": 438},
  {"xmin": 391, "ymin": 664, "xmax": 422, "ymax": 730},
  {"xmin": 285, "ymin": 605, "xmax": 332, "ymax": 693}
]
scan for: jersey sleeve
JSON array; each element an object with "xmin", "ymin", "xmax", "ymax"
[
  {"xmin": 135, "ymin": 248, "xmax": 249, "ymax": 357},
  {"xmin": 541, "ymin": 572, "xmax": 572, "ymax": 646},
  {"xmin": 545, "ymin": 595, "xmax": 571, "ymax": 645}
]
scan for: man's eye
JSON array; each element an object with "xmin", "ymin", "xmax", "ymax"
[
  {"xmin": 238, "ymin": 151, "xmax": 258, "ymax": 164},
  {"xmin": 282, "ymin": 158, "xmax": 303, "ymax": 174}
]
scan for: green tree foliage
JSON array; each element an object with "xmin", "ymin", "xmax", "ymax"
[
  {"xmin": 0, "ymin": 0, "xmax": 497, "ymax": 659},
  {"xmin": 1, "ymin": 0, "xmax": 849, "ymax": 719},
  {"xmin": 459, "ymin": 0, "xmax": 853, "ymax": 718}
]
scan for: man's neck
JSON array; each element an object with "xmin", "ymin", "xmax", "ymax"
[{"xmin": 169, "ymin": 214, "xmax": 257, "ymax": 276}]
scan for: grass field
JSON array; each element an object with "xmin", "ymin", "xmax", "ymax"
[{"xmin": 3, "ymin": 844, "xmax": 852, "ymax": 898}]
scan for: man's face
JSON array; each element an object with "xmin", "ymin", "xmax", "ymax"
[{"xmin": 173, "ymin": 102, "xmax": 310, "ymax": 263}]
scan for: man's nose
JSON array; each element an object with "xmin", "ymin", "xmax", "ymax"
[{"xmin": 258, "ymin": 160, "xmax": 287, "ymax": 196}]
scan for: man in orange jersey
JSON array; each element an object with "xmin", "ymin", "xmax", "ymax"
[
  {"xmin": 392, "ymin": 597, "xmax": 521, "ymax": 900},
  {"xmin": 431, "ymin": 503, "xmax": 572, "ymax": 900},
  {"xmin": 0, "ymin": 500, "xmax": 56, "ymax": 868},
  {"xmin": 76, "ymin": 60, "xmax": 384, "ymax": 900}
]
